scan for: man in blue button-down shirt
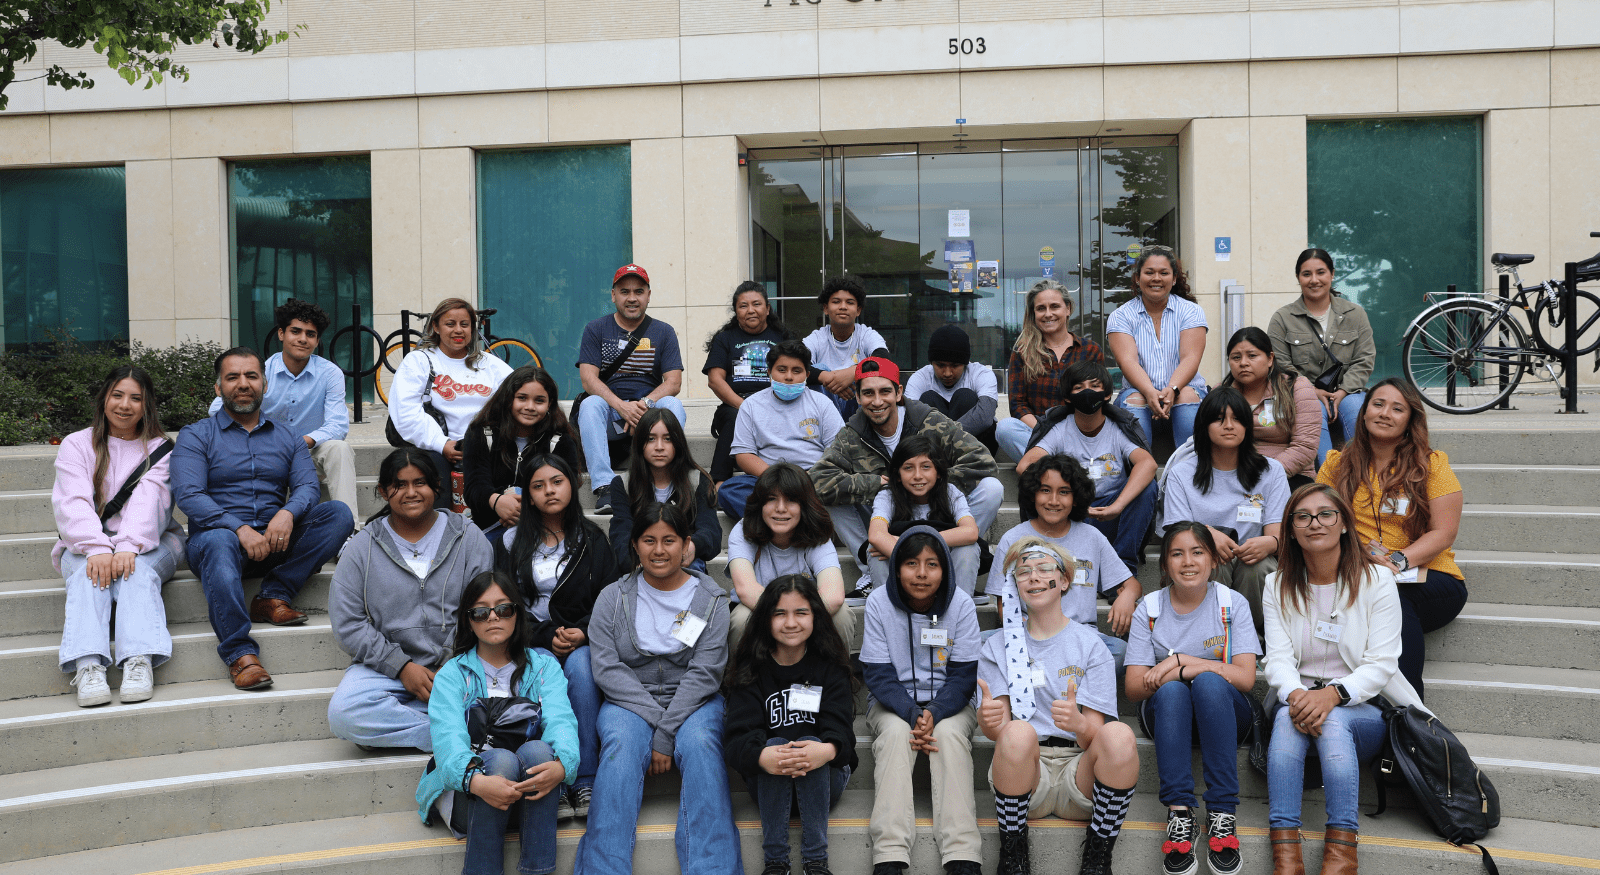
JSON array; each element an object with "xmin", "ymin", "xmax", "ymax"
[
  {"xmin": 207, "ymin": 299, "xmax": 358, "ymax": 520},
  {"xmin": 175, "ymin": 347, "xmax": 355, "ymax": 690}
]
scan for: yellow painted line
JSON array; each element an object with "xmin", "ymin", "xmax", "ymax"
[{"xmin": 131, "ymin": 820, "xmax": 1600, "ymax": 875}]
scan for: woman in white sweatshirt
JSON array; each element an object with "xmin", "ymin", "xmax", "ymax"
[
  {"xmin": 1261, "ymin": 483, "xmax": 1428, "ymax": 875},
  {"xmin": 388, "ymin": 298, "xmax": 513, "ymax": 508}
]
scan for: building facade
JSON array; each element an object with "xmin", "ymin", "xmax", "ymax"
[{"xmin": 2, "ymin": 0, "xmax": 1597, "ymax": 400}]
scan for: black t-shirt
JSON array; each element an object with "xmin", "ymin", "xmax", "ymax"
[{"xmin": 704, "ymin": 326, "xmax": 788, "ymax": 398}]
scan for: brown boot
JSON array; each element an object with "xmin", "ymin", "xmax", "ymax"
[
  {"xmin": 1270, "ymin": 828, "xmax": 1305, "ymax": 875},
  {"xmin": 229, "ymin": 654, "xmax": 273, "ymax": 691},
  {"xmin": 1322, "ymin": 828, "xmax": 1358, "ymax": 875},
  {"xmin": 250, "ymin": 597, "xmax": 307, "ymax": 626}
]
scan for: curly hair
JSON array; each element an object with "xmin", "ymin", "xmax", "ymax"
[
  {"xmin": 273, "ymin": 298, "xmax": 331, "ymax": 334},
  {"xmin": 818, "ymin": 274, "xmax": 867, "ymax": 308},
  {"xmin": 1326, "ymin": 377, "xmax": 1436, "ymax": 541},
  {"xmin": 1132, "ymin": 248, "xmax": 1196, "ymax": 303},
  {"xmin": 705, "ymin": 281, "xmax": 793, "ymax": 352},
  {"xmin": 1018, "ymin": 453, "xmax": 1094, "ymax": 523}
]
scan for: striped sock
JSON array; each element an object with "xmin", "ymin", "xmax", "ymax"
[
  {"xmin": 1089, "ymin": 781, "xmax": 1134, "ymax": 839},
  {"xmin": 995, "ymin": 790, "xmax": 1031, "ymax": 835}
]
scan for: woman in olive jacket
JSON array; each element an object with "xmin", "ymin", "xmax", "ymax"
[{"xmin": 1268, "ymin": 249, "xmax": 1376, "ymax": 464}]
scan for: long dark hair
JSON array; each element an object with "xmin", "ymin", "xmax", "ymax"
[
  {"xmin": 723, "ymin": 574, "xmax": 855, "ymax": 693},
  {"xmin": 1328, "ymin": 377, "xmax": 1435, "ymax": 541},
  {"xmin": 1132, "ymin": 248, "xmax": 1196, "ymax": 303},
  {"xmin": 89, "ymin": 365, "xmax": 165, "ymax": 512},
  {"xmin": 1295, "ymin": 248, "xmax": 1338, "ymax": 296},
  {"xmin": 1192, "ymin": 387, "xmax": 1269, "ymax": 492},
  {"xmin": 366, "ymin": 448, "xmax": 442, "ymax": 526},
  {"xmin": 1017, "ymin": 453, "xmax": 1093, "ymax": 523},
  {"xmin": 509, "ymin": 454, "xmax": 585, "ymax": 599},
  {"xmin": 885, "ymin": 436, "xmax": 956, "ymax": 524},
  {"xmin": 1275, "ymin": 483, "xmax": 1375, "ymax": 615},
  {"xmin": 704, "ymin": 281, "xmax": 793, "ymax": 352},
  {"xmin": 741, "ymin": 463, "xmax": 834, "ymax": 550},
  {"xmin": 452, "ymin": 570, "xmax": 533, "ymax": 691},
  {"xmin": 469, "ymin": 365, "xmax": 574, "ymax": 476},
  {"xmin": 624, "ymin": 407, "xmax": 707, "ymax": 522},
  {"xmin": 1156, "ymin": 521, "xmax": 1219, "ymax": 589},
  {"xmin": 1218, "ymin": 326, "xmax": 1298, "ymax": 436}
]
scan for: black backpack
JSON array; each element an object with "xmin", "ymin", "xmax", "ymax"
[{"xmin": 1368, "ymin": 696, "xmax": 1501, "ymax": 873}]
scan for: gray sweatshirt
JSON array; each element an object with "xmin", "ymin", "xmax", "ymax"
[
  {"xmin": 588, "ymin": 568, "xmax": 730, "ymax": 756},
  {"xmin": 329, "ymin": 511, "xmax": 494, "ymax": 678}
]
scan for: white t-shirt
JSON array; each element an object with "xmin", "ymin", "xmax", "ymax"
[
  {"xmin": 905, "ymin": 363, "xmax": 999, "ymax": 404},
  {"xmin": 803, "ymin": 323, "xmax": 888, "ymax": 373},
  {"xmin": 526, "ymin": 539, "xmax": 565, "ymax": 622},
  {"xmin": 871, "ymin": 484, "xmax": 972, "ymax": 525},
  {"xmin": 634, "ymin": 577, "xmax": 699, "ymax": 656},
  {"xmin": 992, "ymin": 520, "xmax": 1129, "ymax": 626},
  {"xmin": 383, "ymin": 511, "xmax": 446, "ymax": 579},
  {"xmin": 730, "ymin": 386, "xmax": 844, "ymax": 469},
  {"xmin": 977, "ymin": 620, "xmax": 1117, "ymax": 742},
  {"xmin": 726, "ymin": 526, "xmax": 841, "ymax": 604},
  {"xmin": 1162, "ymin": 455, "xmax": 1292, "ymax": 543},
  {"xmin": 1126, "ymin": 582, "xmax": 1262, "ymax": 668},
  {"xmin": 1035, "ymin": 416, "xmax": 1143, "ymax": 503},
  {"xmin": 880, "ymin": 413, "xmax": 907, "ymax": 457}
]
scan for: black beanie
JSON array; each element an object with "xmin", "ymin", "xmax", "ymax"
[{"xmin": 927, "ymin": 324, "xmax": 971, "ymax": 364}]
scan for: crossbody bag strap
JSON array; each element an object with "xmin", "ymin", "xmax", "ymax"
[
  {"xmin": 99, "ymin": 439, "xmax": 174, "ymax": 525},
  {"xmin": 599, "ymin": 315, "xmax": 653, "ymax": 386},
  {"xmin": 1301, "ymin": 313, "xmax": 1343, "ymax": 367}
]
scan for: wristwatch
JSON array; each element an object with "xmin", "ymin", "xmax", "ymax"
[
  {"xmin": 1388, "ymin": 550, "xmax": 1410, "ymax": 572},
  {"xmin": 643, "ymin": 398, "xmax": 655, "ymax": 409},
  {"xmin": 1330, "ymin": 683, "xmax": 1352, "ymax": 706}
]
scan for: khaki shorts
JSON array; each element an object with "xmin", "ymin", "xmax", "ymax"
[{"xmin": 988, "ymin": 743, "xmax": 1094, "ymax": 820}]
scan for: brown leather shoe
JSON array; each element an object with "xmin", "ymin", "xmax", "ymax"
[
  {"xmin": 1321, "ymin": 828, "xmax": 1359, "ymax": 875},
  {"xmin": 229, "ymin": 654, "xmax": 273, "ymax": 690},
  {"xmin": 249, "ymin": 597, "xmax": 307, "ymax": 626},
  {"xmin": 1270, "ymin": 828, "xmax": 1306, "ymax": 875}
]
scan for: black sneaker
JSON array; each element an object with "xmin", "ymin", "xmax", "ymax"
[
  {"xmin": 944, "ymin": 862, "xmax": 983, "ymax": 875},
  {"xmin": 801, "ymin": 860, "xmax": 833, "ymax": 875},
  {"xmin": 871, "ymin": 864, "xmax": 908, "ymax": 875},
  {"xmin": 569, "ymin": 785, "xmax": 592, "ymax": 818},
  {"xmin": 844, "ymin": 578, "xmax": 872, "ymax": 607},
  {"xmin": 1204, "ymin": 810, "xmax": 1242, "ymax": 875},
  {"xmin": 761, "ymin": 861, "xmax": 790, "ymax": 875},
  {"xmin": 1163, "ymin": 809, "xmax": 1198, "ymax": 875},
  {"xmin": 998, "ymin": 830, "xmax": 1032, "ymax": 875},
  {"xmin": 593, "ymin": 486, "xmax": 612, "ymax": 515},
  {"xmin": 1080, "ymin": 831, "xmax": 1118, "ymax": 875}
]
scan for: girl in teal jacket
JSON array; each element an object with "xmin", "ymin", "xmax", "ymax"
[{"xmin": 416, "ymin": 570, "xmax": 579, "ymax": 875}]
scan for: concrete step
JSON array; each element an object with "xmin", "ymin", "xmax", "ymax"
[
  {"xmin": 1423, "ymin": 663, "xmax": 1600, "ymax": 744},
  {"xmin": 1430, "ymin": 426, "xmax": 1600, "ymax": 467},
  {"xmin": 1457, "ymin": 505, "xmax": 1600, "ymax": 555},
  {"xmin": 1455, "ymin": 551, "xmax": 1600, "ymax": 609},
  {"xmin": 1452, "ymin": 464, "xmax": 1600, "ymax": 508},
  {"xmin": 0, "ymin": 617, "xmax": 348, "ymax": 702},
  {"xmin": 3, "ymin": 747, "xmax": 1598, "ymax": 872},
  {"xmin": 1427, "ymin": 603, "xmax": 1600, "ymax": 671},
  {"xmin": 0, "ymin": 570, "xmax": 335, "ymax": 638}
]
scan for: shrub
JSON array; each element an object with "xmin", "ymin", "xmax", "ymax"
[
  {"xmin": 0, "ymin": 361, "xmax": 58, "ymax": 446},
  {"xmin": 133, "ymin": 338, "xmax": 226, "ymax": 433}
]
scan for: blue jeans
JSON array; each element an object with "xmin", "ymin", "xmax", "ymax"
[
  {"xmin": 557, "ymin": 645, "xmax": 600, "ymax": 789},
  {"xmin": 327, "ymin": 662, "xmax": 432, "ymax": 750},
  {"xmin": 574, "ymin": 697, "xmax": 743, "ymax": 875},
  {"xmin": 748, "ymin": 737, "xmax": 851, "ymax": 864},
  {"xmin": 1088, "ymin": 480, "xmax": 1157, "ymax": 575},
  {"xmin": 1115, "ymin": 386, "xmax": 1204, "ymax": 448},
  {"xmin": 464, "ymin": 740, "xmax": 561, "ymax": 875},
  {"xmin": 996, "ymin": 417, "xmax": 1034, "ymax": 465},
  {"xmin": 1141, "ymin": 672, "xmax": 1252, "ymax": 812},
  {"xmin": 1316, "ymin": 391, "xmax": 1367, "ymax": 468},
  {"xmin": 717, "ymin": 473, "xmax": 758, "ymax": 523},
  {"xmin": 57, "ymin": 544, "xmax": 178, "ymax": 671},
  {"xmin": 1268, "ymin": 701, "xmax": 1385, "ymax": 831},
  {"xmin": 186, "ymin": 500, "xmax": 355, "ymax": 665},
  {"xmin": 576, "ymin": 394, "xmax": 688, "ymax": 489},
  {"xmin": 1100, "ymin": 631, "xmax": 1128, "ymax": 681}
]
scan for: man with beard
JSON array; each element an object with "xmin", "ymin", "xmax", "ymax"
[
  {"xmin": 810, "ymin": 357, "xmax": 1001, "ymax": 603},
  {"xmin": 172, "ymin": 347, "xmax": 355, "ymax": 690}
]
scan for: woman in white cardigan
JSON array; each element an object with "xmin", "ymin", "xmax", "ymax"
[{"xmin": 1261, "ymin": 483, "xmax": 1428, "ymax": 875}]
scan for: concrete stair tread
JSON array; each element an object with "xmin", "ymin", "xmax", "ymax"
[
  {"xmin": 1463, "ymin": 503, "xmax": 1600, "ymax": 515},
  {"xmin": 0, "ymin": 615, "xmax": 334, "ymax": 654},
  {"xmin": 1459, "ymin": 602, "xmax": 1600, "ymax": 623},
  {"xmin": 1452, "ymin": 732, "xmax": 1600, "ymax": 775},
  {"xmin": 1455, "ymin": 549, "xmax": 1600, "ymax": 566},
  {"xmin": 4, "ymin": 792, "xmax": 1599, "ymax": 875},
  {"xmin": 1423, "ymin": 661, "xmax": 1600, "ymax": 693},
  {"xmin": 0, "ymin": 668, "xmax": 346, "ymax": 724}
]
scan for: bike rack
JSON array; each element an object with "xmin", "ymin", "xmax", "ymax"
[
  {"xmin": 1561, "ymin": 261, "xmax": 1584, "ymax": 414},
  {"xmin": 328, "ymin": 303, "xmax": 383, "ymax": 423},
  {"xmin": 1496, "ymin": 274, "xmax": 1513, "ymax": 410}
]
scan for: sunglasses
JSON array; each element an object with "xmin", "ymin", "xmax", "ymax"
[{"xmin": 467, "ymin": 603, "xmax": 518, "ymax": 622}]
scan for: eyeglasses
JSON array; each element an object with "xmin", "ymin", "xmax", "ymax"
[
  {"xmin": 1291, "ymin": 509, "xmax": 1342, "ymax": 528},
  {"xmin": 1014, "ymin": 561, "xmax": 1060, "ymax": 579},
  {"xmin": 467, "ymin": 603, "xmax": 519, "ymax": 622}
]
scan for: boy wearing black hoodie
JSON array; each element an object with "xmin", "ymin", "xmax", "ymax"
[{"xmin": 859, "ymin": 525, "xmax": 983, "ymax": 875}]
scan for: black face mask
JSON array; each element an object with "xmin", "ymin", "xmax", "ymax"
[{"xmin": 1069, "ymin": 388, "xmax": 1106, "ymax": 415}]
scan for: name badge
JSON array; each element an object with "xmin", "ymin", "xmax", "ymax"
[
  {"xmin": 1031, "ymin": 666, "xmax": 1049, "ymax": 688},
  {"xmin": 1088, "ymin": 464, "xmax": 1103, "ymax": 481},
  {"xmin": 1382, "ymin": 496, "xmax": 1411, "ymax": 515},
  {"xmin": 733, "ymin": 362, "xmax": 754, "ymax": 377},
  {"xmin": 1236, "ymin": 504, "xmax": 1263, "ymax": 524},
  {"xmin": 1314, "ymin": 621, "xmax": 1343, "ymax": 643},
  {"xmin": 533, "ymin": 557, "xmax": 561, "ymax": 582},
  {"xmin": 787, "ymin": 684, "xmax": 822, "ymax": 713},
  {"xmin": 1257, "ymin": 399, "xmax": 1277, "ymax": 428},
  {"xmin": 671, "ymin": 612, "xmax": 707, "ymax": 647},
  {"xmin": 1395, "ymin": 567, "xmax": 1420, "ymax": 584},
  {"xmin": 920, "ymin": 627, "xmax": 950, "ymax": 647},
  {"xmin": 1073, "ymin": 568, "xmax": 1090, "ymax": 586}
]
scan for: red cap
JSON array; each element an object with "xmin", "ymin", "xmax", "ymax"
[
  {"xmin": 612, "ymin": 264, "xmax": 650, "ymax": 286},
  {"xmin": 854, "ymin": 356, "xmax": 901, "ymax": 386}
]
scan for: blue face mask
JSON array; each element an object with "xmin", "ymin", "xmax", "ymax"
[{"xmin": 771, "ymin": 380, "xmax": 807, "ymax": 402}]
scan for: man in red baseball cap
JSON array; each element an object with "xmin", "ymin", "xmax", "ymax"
[{"xmin": 575, "ymin": 263, "xmax": 687, "ymax": 513}]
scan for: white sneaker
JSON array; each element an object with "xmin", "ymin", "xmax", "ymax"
[
  {"xmin": 71, "ymin": 663, "xmax": 112, "ymax": 707},
  {"xmin": 119, "ymin": 655, "xmax": 154, "ymax": 703}
]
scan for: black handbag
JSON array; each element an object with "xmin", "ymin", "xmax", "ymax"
[
  {"xmin": 1368, "ymin": 696, "xmax": 1501, "ymax": 872},
  {"xmin": 1302, "ymin": 314, "xmax": 1347, "ymax": 393},
  {"xmin": 385, "ymin": 352, "xmax": 450, "ymax": 449},
  {"xmin": 466, "ymin": 695, "xmax": 543, "ymax": 753}
]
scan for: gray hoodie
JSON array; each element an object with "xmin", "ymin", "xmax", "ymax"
[
  {"xmin": 329, "ymin": 511, "xmax": 494, "ymax": 677},
  {"xmin": 588, "ymin": 568, "xmax": 730, "ymax": 756}
]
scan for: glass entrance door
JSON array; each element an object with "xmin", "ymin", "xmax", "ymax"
[{"xmin": 749, "ymin": 138, "xmax": 1178, "ymax": 391}]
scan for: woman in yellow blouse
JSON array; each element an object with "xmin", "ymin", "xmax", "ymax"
[{"xmin": 1315, "ymin": 377, "xmax": 1466, "ymax": 698}]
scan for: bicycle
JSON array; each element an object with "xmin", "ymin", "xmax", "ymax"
[
  {"xmin": 374, "ymin": 308, "xmax": 542, "ymax": 404},
  {"xmin": 1400, "ymin": 235, "xmax": 1600, "ymax": 414}
]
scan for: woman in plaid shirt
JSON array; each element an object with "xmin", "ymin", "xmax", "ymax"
[{"xmin": 997, "ymin": 279, "xmax": 1104, "ymax": 464}]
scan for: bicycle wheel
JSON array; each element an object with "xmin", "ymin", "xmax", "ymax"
[
  {"xmin": 376, "ymin": 329, "xmax": 426, "ymax": 405},
  {"xmin": 488, "ymin": 338, "xmax": 542, "ymax": 371},
  {"xmin": 1402, "ymin": 299, "xmax": 1530, "ymax": 414},
  {"xmin": 1529, "ymin": 288, "xmax": 1600, "ymax": 357}
]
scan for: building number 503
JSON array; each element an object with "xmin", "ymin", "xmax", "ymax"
[{"xmin": 949, "ymin": 37, "xmax": 986, "ymax": 54}]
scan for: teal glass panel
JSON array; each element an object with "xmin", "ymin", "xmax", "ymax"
[
  {"xmin": 1307, "ymin": 117, "xmax": 1482, "ymax": 381},
  {"xmin": 478, "ymin": 145, "xmax": 632, "ymax": 399},
  {"xmin": 0, "ymin": 166, "xmax": 128, "ymax": 351},
  {"xmin": 229, "ymin": 156, "xmax": 373, "ymax": 394}
]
